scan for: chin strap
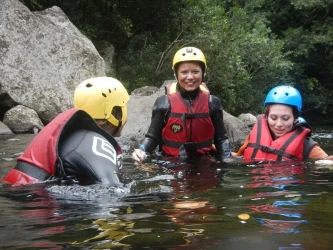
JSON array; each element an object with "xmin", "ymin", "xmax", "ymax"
[{"xmin": 112, "ymin": 120, "xmax": 123, "ymax": 136}]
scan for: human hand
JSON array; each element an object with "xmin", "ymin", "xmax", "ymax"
[
  {"xmin": 131, "ymin": 148, "xmax": 147, "ymax": 165},
  {"xmin": 314, "ymin": 159, "xmax": 333, "ymax": 166}
]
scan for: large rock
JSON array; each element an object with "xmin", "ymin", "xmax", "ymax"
[
  {"xmin": 0, "ymin": 121, "xmax": 13, "ymax": 139},
  {"xmin": 95, "ymin": 40, "xmax": 116, "ymax": 76},
  {"xmin": 118, "ymin": 88, "xmax": 165, "ymax": 153},
  {"xmin": 238, "ymin": 113, "xmax": 257, "ymax": 128},
  {"xmin": 131, "ymin": 86, "xmax": 159, "ymax": 96},
  {"xmin": 3, "ymin": 105, "xmax": 44, "ymax": 133},
  {"xmin": 223, "ymin": 112, "xmax": 250, "ymax": 150},
  {"xmin": 0, "ymin": 0, "xmax": 105, "ymax": 123}
]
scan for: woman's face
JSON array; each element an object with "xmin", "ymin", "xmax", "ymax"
[
  {"xmin": 267, "ymin": 104, "xmax": 295, "ymax": 139},
  {"xmin": 176, "ymin": 62, "xmax": 203, "ymax": 92}
]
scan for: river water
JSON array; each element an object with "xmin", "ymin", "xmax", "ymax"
[{"xmin": 0, "ymin": 127, "xmax": 332, "ymax": 250}]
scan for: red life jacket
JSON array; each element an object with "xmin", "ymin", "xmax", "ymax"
[
  {"xmin": 161, "ymin": 82, "xmax": 214, "ymax": 157},
  {"xmin": 243, "ymin": 115, "xmax": 311, "ymax": 161},
  {"xmin": 4, "ymin": 108, "xmax": 121, "ymax": 185}
]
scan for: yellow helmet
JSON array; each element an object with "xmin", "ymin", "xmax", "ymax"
[
  {"xmin": 74, "ymin": 77, "xmax": 130, "ymax": 127},
  {"xmin": 172, "ymin": 47, "xmax": 207, "ymax": 70}
]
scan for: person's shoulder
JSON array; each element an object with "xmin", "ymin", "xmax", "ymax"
[
  {"xmin": 304, "ymin": 137, "xmax": 318, "ymax": 146},
  {"xmin": 209, "ymin": 95, "xmax": 222, "ymax": 103},
  {"xmin": 209, "ymin": 95, "xmax": 222, "ymax": 110},
  {"xmin": 153, "ymin": 95, "xmax": 170, "ymax": 110}
]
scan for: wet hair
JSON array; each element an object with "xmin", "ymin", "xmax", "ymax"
[
  {"xmin": 95, "ymin": 106, "xmax": 123, "ymax": 129},
  {"xmin": 265, "ymin": 104, "xmax": 300, "ymax": 119}
]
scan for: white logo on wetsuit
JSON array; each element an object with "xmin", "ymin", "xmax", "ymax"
[{"xmin": 92, "ymin": 136, "xmax": 117, "ymax": 165}]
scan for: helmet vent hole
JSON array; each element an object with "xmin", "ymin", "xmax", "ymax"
[
  {"xmin": 285, "ymin": 92, "xmax": 289, "ymax": 96},
  {"xmin": 86, "ymin": 83, "xmax": 93, "ymax": 87},
  {"xmin": 102, "ymin": 93, "xmax": 107, "ymax": 98},
  {"xmin": 182, "ymin": 53, "xmax": 186, "ymax": 56},
  {"xmin": 108, "ymin": 89, "xmax": 111, "ymax": 93},
  {"xmin": 193, "ymin": 53, "xmax": 197, "ymax": 55}
]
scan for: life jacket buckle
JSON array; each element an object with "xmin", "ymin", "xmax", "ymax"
[
  {"xmin": 260, "ymin": 145, "xmax": 269, "ymax": 152},
  {"xmin": 260, "ymin": 145, "xmax": 279, "ymax": 155},
  {"xmin": 185, "ymin": 113, "xmax": 196, "ymax": 119}
]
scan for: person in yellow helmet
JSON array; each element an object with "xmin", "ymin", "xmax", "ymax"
[
  {"xmin": 132, "ymin": 47, "xmax": 230, "ymax": 164},
  {"xmin": 74, "ymin": 76, "xmax": 129, "ymax": 137},
  {"xmin": 4, "ymin": 77, "xmax": 130, "ymax": 186}
]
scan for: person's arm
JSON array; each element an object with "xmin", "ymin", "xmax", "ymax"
[
  {"xmin": 231, "ymin": 135, "xmax": 249, "ymax": 157},
  {"xmin": 132, "ymin": 95, "xmax": 169, "ymax": 164},
  {"xmin": 308, "ymin": 145, "xmax": 329, "ymax": 159},
  {"xmin": 210, "ymin": 95, "xmax": 230, "ymax": 161}
]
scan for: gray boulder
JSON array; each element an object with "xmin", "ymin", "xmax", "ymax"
[
  {"xmin": 238, "ymin": 113, "xmax": 257, "ymax": 128},
  {"xmin": 131, "ymin": 86, "xmax": 160, "ymax": 96},
  {"xmin": 119, "ymin": 87, "xmax": 165, "ymax": 153},
  {"xmin": 3, "ymin": 105, "xmax": 44, "ymax": 133},
  {"xmin": 95, "ymin": 41, "xmax": 116, "ymax": 76},
  {"xmin": 0, "ymin": 0, "xmax": 105, "ymax": 124},
  {"xmin": 223, "ymin": 112, "xmax": 251, "ymax": 150},
  {"xmin": 0, "ymin": 121, "xmax": 13, "ymax": 139}
]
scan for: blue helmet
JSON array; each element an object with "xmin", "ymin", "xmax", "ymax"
[{"xmin": 264, "ymin": 85, "xmax": 302, "ymax": 112}]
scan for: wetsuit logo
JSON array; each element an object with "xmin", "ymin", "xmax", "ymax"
[
  {"xmin": 171, "ymin": 123, "xmax": 183, "ymax": 134},
  {"xmin": 92, "ymin": 136, "xmax": 117, "ymax": 165}
]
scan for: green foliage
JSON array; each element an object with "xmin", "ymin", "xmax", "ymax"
[
  {"xmin": 114, "ymin": 1, "xmax": 186, "ymax": 90},
  {"xmin": 116, "ymin": 32, "xmax": 174, "ymax": 90},
  {"xmin": 19, "ymin": 0, "xmax": 42, "ymax": 9},
  {"xmin": 169, "ymin": 0, "xmax": 291, "ymax": 115},
  {"xmin": 255, "ymin": 0, "xmax": 333, "ymax": 123},
  {"xmin": 18, "ymin": 0, "xmax": 333, "ymax": 123}
]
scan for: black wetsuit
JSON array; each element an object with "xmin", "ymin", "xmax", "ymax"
[
  {"xmin": 140, "ymin": 86, "xmax": 230, "ymax": 161},
  {"xmin": 4, "ymin": 109, "xmax": 122, "ymax": 186},
  {"xmin": 59, "ymin": 129, "xmax": 122, "ymax": 186}
]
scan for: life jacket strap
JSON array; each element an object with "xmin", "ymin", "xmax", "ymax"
[
  {"xmin": 169, "ymin": 113, "xmax": 210, "ymax": 119},
  {"xmin": 247, "ymin": 143, "xmax": 298, "ymax": 160},
  {"xmin": 162, "ymin": 139, "xmax": 212, "ymax": 151},
  {"xmin": 14, "ymin": 161, "xmax": 52, "ymax": 181}
]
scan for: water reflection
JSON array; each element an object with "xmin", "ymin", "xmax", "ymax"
[
  {"xmin": 0, "ymin": 185, "xmax": 67, "ymax": 249},
  {"xmin": 0, "ymin": 130, "xmax": 333, "ymax": 249},
  {"xmin": 247, "ymin": 162, "xmax": 306, "ymax": 189}
]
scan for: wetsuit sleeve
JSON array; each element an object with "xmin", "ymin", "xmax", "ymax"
[
  {"xmin": 210, "ymin": 95, "xmax": 230, "ymax": 161},
  {"xmin": 140, "ymin": 95, "xmax": 170, "ymax": 153},
  {"xmin": 58, "ymin": 129, "xmax": 122, "ymax": 186},
  {"xmin": 233, "ymin": 135, "xmax": 249, "ymax": 156}
]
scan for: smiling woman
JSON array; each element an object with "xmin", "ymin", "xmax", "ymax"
[
  {"xmin": 131, "ymin": 47, "xmax": 231, "ymax": 165},
  {"xmin": 233, "ymin": 85, "xmax": 332, "ymax": 161}
]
